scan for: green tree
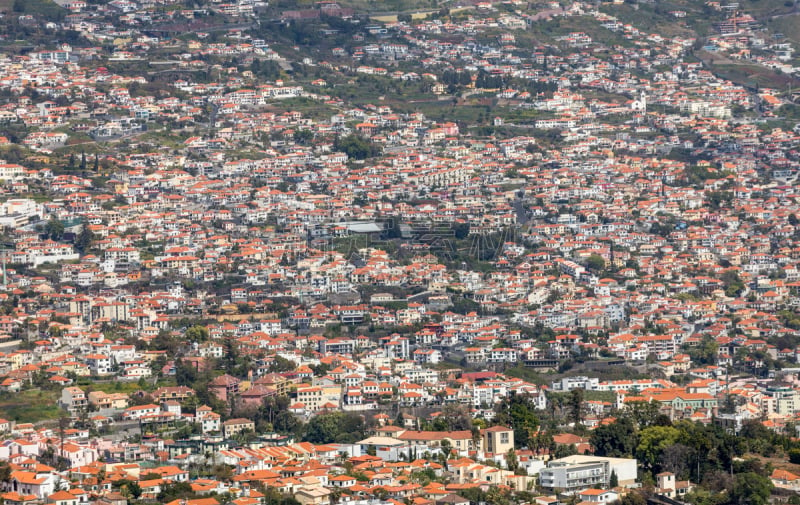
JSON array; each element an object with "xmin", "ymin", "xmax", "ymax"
[
  {"xmin": 125, "ymin": 480, "xmax": 142, "ymax": 499},
  {"xmin": 152, "ymin": 330, "xmax": 182, "ymax": 355},
  {"xmin": 493, "ymin": 393, "xmax": 540, "ymax": 449},
  {"xmin": 686, "ymin": 336, "xmax": 719, "ymax": 366},
  {"xmin": 505, "ymin": 448, "xmax": 519, "ymax": 472},
  {"xmin": 568, "ymin": 388, "xmax": 584, "ymax": 426},
  {"xmin": 721, "ymin": 270, "xmax": 745, "ymax": 297},
  {"xmin": 259, "ymin": 395, "xmax": 290, "ymax": 425},
  {"xmin": 590, "ymin": 417, "xmax": 637, "ymax": 457},
  {"xmin": 454, "ymin": 221, "xmax": 470, "ymax": 239},
  {"xmin": 439, "ymin": 438, "xmax": 452, "ymax": 466},
  {"xmin": 333, "ymin": 134, "xmax": 380, "ymax": 160},
  {"xmin": 45, "ymin": 217, "xmax": 65, "ymax": 240},
  {"xmin": 304, "ymin": 412, "xmax": 364, "ymax": 444},
  {"xmin": 157, "ymin": 481, "xmax": 195, "ymax": 502},
  {"xmin": 636, "ymin": 425, "xmax": 680, "ymax": 469},
  {"xmin": 458, "ymin": 487, "xmax": 488, "ymax": 504},
  {"xmin": 626, "ymin": 400, "xmax": 664, "ymax": 428},
  {"xmin": 586, "ymin": 253, "xmax": 605, "ymax": 271},
  {"xmin": 431, "ymin": 404, "xmax": 472, "ymax": 431},
  {"xmin": 294, "ymin": 129, "xmax": 314, "ymax": 145},
  {"xmin": 729, "ymin": 472, "xmax": 773, "ymax": 505},
  {"xmin": 619, "ymin": 491, "xmax": 647, "ymax": 505},
  {"xmin": 553, "ymin": 443, "xmax": 578, "ymax": 459},
  {"xmin": 185, "ymin": 325, "xmax": 209, "ymax": 342},
  {"xmin": 175, "ymin": 358, "xmax": 197, "ymax": 387},
  {"xmin": 222, "ymin": 336, "xmax": 240, "ymax": 374},
  {"xmin": 269, "ymin": 355, "xmax": 296, "ymax": 373},
  {"xmin": 661, "ymin": 443, "xmax": 692, "ymax": 478},
  {"xmin": 74, "ymin": 224, "xmax": 95, "ymax": 254},
  {"xmin": 274, "ymin": 410, "xmax": 300, "ymax": 433}
]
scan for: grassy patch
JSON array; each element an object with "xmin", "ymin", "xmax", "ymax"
[
  {"xmin": 0, "ymin": 389, "xmax": 63, "ymax": 422},
  {"xmin": 777, "ymin": 103, "xmax": 800, "ymax": 120},
  {"xmin": 600, "ymin": 2, "xmax": 708, "ymax": 38},
  {"xmin": 12, "ymin": 193, "xmax": 53, "ymax": 203},
  {"xmin": 767, "ymin": 14, "xmax": 800, "ymax": 47},
  {"xmin": 6, "ymin": 0, "xmax": 67, "ymax": 20},
  {"xmin": 504, "ymin": 366, "xmax": 550, "ymax": 385},
  {"xmin": 745, "ymin": 453, "xmax": 800, "ymax": 476},
  {"xmin": 505, "ymin": 362, "xmax": 649, "ymax": 388},
  {"xmin": 327, "ymin": 76, "xmax": 434, "ymax": 107},
  {"xmin": 707, "ymin": 62, "xmax": 800, "ymax": 89},
  {"xmin": 264, "ymin": 97, "xmax": 337, "ymax": 121},
  {"xmin": 371, "ymin": 11, "xmax": 432, "ymax": 22},
  {"xmin": 370, "ymin": 6, "xmax": 472, "ymax": 21},
  {"xmin": 336, "ymin": 0, "xmax": 438, "ymax": 14},
  {"xmin": 77, "ymin": 378, "xmax": 178, "ymax": 394},
  {"xmin": 524, "ymin": 14, "xmax": 637, "ymax": 48},
  {"xmin": 392, "ymin": 99, "xmax": 491, "ymax": 124},
  {"xmin": 733, "ymin": 0, "xmax": 795, "ymax": 18}
]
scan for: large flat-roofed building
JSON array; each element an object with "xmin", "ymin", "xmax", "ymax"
[
  {"xmin": 538, "ymin": 455, "xmax": 637, "ymax": 493},
  {"xmin": 539, "ymin": 459, "xmax": 608, "ymax": 493}
]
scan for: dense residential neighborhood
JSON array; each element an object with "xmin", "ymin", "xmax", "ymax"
[{"xmin": 0, "ymin": 0, "xmax": 800, "ymax": 504}]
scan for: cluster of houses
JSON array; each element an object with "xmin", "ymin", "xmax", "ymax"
[{"xmin": 0, "ymin": 0, "xmax": 800, "ymax": 504}]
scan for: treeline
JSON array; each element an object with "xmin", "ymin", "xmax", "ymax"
[
  {"xmin": 591, "ymin": 403, "xmax": 784, "ymax": 505},
  {"xmin": 439, "ymin": 69, "xmax": 559, "ymax": 94},
  {"xmin": 492, "ymin": 391, "xmax": 786, "ymax": 505}
]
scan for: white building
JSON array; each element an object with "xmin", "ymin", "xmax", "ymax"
[{"xmin": 538, "ymin": 455, "xmax": 637, "ymax": 493}]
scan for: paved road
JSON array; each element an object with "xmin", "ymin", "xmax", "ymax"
[{"xmin": 513, "ymin": 194, "xmax": 529, "ymax": 225}]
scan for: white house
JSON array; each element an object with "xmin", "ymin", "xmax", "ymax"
[{"xmin": 123, "ymin": 404, "xmax": 160, "ymax": 420}]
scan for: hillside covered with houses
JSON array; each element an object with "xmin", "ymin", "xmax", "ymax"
[{"xmin": 1, "ymin": 0, "xmax": 800, "ymax": 504}]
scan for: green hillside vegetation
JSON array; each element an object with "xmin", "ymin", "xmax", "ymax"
[
  {"xmin": 0, "ymin": 389, "xmax": 62, "ymax": 422},
  {"xmin": 10, "ymin": 0, "xmax": 67, "ymax": 20},
  {"xmin": 767, "ymin": 14, "xmax": 800, "ymax": 47},
  {"xmin": 600, "ymin": 2, "xmax": 705, "ymax": 38}
]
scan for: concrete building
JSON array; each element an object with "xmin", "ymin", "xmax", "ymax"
[
  {"xmin": 538, "ymin": 455, "xmax": 637, "ymax": 493},
  {"xmin": 482, "ymin": 426, "xmax": 514, "ymax": 456},
  {"xmin": 223, "ymin": 418, "xmax": 255, "ymax": 438}
]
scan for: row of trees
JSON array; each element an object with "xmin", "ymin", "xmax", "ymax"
[
  {"xmin": 171, "ymin": 344, "xmax": 366, "ymax": 443},
  {"xmin": 590, "ymin": 406, "xmax": 783, "ymax": 505},
  {"xmin": 38, "ymin": 218, "xmax": 96, "ymax": 255},
  {"xmin": 333, "ymin": 134, "xmax": 382, "ymax": 160},
  {"xmin": 488, "ymin": 391, "xmax": 782, "ymax": 505}
]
